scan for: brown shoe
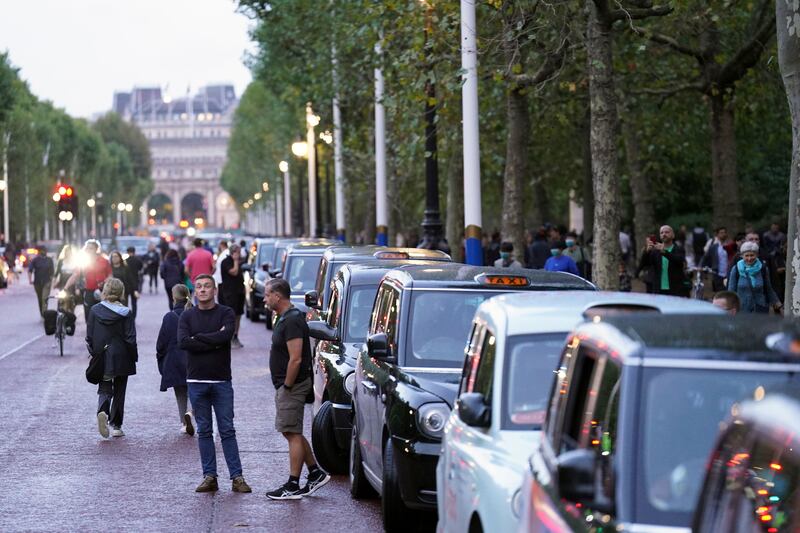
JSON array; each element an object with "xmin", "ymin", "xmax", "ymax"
[
  {"xmin": 232, "ymin": 476, "xmax": 252, "ymax": 493},
  {"xmin": 195, "ymin": 475, "xmax": 219, "ymax": 493}
]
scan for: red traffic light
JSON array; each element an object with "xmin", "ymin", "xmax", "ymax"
[
  {"xmin": 57, "ymin": 186, "xmax": 67, "ymax": 195},
  {"xmin": 65, "ymin": 187, "xmax": 73, "ymax": 197}
]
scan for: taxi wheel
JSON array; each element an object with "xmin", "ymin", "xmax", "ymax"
[
  {"xmin": 382, "ymin": 440, "xmax": 416, "ymax": 532},
  {"xmin": 248, "ymin": 297, "xmax": 260, "ymax": 322},
  {"xmin": 349, "ymin": 420, "xmax": 376, "ymax": 499},
  {"xmin": 312, "ymin": 401, "xmax": 348, "ymax": 475}
]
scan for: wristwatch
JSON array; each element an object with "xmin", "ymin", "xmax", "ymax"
[{"xmin": 283, "ymin": 383, "xmax": 293, "ymax": 390}]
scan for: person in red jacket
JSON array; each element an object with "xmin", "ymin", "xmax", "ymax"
[{"xmin": 66, "ymin": 239, "xmax": 112, "ymax": 322}]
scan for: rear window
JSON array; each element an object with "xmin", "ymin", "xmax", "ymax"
[
  {"xmin": 345, "ymin": 286, "xmax": 379, "ymax": 343},
  {"xmin": 285, "ymin": 256, "xmax": 322, "ymax": 295},
  {"xmin": 256, "ymin": 243, "xmax": 275, "ymax": 266}
]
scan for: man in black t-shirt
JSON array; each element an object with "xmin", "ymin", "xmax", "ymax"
[
  {"xmin": 263, "ymin": 278, "xmax": 330, "ymax": 500},
  {"xmin": 220, "ymin": 243, "xmax": 245, "ymax": 348}
]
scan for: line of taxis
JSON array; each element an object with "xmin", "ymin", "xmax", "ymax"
[{"xmin": 257, "ymin": 241, "xmax": 800, "ymax": 533}]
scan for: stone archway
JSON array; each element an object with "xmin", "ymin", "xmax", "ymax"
[
  {"xmin": 147, "ymin": 192, "xmax": 174, "ymax": 223},
  {"xmin": 181, "ymin": 192, "xmax": 208, "ymax": 224}
]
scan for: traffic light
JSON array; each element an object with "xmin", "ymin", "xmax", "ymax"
[{"xmin": 54, "ymin": 184, "xmax": 77, "ymax": 221}]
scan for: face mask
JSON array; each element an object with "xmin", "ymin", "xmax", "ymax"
[
  {"xmin": 565, "ymin": 240, "xmax": 575, "ymax": 247},
  {"xmin": 500, "ymin": 252, "xmax": 510, "ymax": 260},
  {"xmin": 550, "ymin": 249, "xmax": 560, "ymax": 257}
]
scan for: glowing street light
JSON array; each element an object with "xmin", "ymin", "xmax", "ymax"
[
  {"xmin": 117, "ymin": 203, "xmax": 126, "ymax": 212},
  {"xmin": 262, "ymin": 182, "xmax": 269, "ymax": 192},
  {"xmin": 254, "ymin": 192, "xmax": 262, "ymax": 200},
  {"xmin": 279, "ymin": 161, "xmax": 289, "ymax": 173},
  {"xmin": 291, "ymin": 140, "xmax": 308, "ymax": 158},
  {"xmin": 149, "ymin": 208, "xmax": 157, "ymax": 217},
  {"xmin": 86, "ymin": 198, "xmax": 96, "ymax": 208},
  {"xmin": 320, "ymin": 131, "xmax": 333, "ymax": 145},
  {"xmin": 125, "ymin": 203, "xmax": 133, "ymax": 212}
]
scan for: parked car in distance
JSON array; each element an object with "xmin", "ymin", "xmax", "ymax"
[
  {"xmin": 282, "ymin": 241, "xmax": 337, "ymax": 315},
  {"xmin": 243, "ymin": 237, "xmax": 278, "ymax": 323},
  {"xmin": 436, "ymin": 291, "xmax": 721, "ymax": 533},
  {"xmin": 350, "ymin": 264, "xmax": 595, "ymax": 532},
  {"xmin": 693, "ymin": 383, "xmax": 800, "ymax": 533},
  {"xmin": 270, "ymin": 238, "xmax": 336, "ymax": 278},
  {"xmin": 518, "ymin": 315, "xmax": 800, "ymax": 533}
]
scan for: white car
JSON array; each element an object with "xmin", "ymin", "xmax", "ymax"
[{"xmin": 435, "ymin": 291, "xmax": 721, "ymax": 533}]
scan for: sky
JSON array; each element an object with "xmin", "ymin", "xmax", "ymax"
[{"xmin": 0, "ymin": 0, "xmax": 255, "ymax": 118}]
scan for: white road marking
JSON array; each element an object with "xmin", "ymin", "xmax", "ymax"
[{"xmin": 0, "ymin": 333, "xmax": 45, "ymax": 362}]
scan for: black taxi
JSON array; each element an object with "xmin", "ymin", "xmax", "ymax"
[
  {"xmin": 281, "ymin": 241, "xmax": 336, "ymax": 314},
  {"xmin": 518, "ymin": 315, "xmax": 800, "ymax": 533},
  {"xmin": 308, "ymin": 261, "xmax": 448, "ymax": 475},
  {"xmin": 349, "ymin": 264, "xmax": 595, "ymax": 531},
  {"xmin": 304, "ymin": 245, "xmax": 452, "ymax": 322},
  {"xmin": 242, "ymin": 237, "xmax": 277, "ymax": 322}
]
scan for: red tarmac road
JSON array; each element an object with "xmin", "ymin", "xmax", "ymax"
[{"xmin": 0, "ymin": 282, "xmax": 389, "ymax": 532}]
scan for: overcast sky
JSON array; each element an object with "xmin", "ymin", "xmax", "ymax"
[{"xmin": 0, "ymin": 0, "xmax": 255, "ymax": 118}]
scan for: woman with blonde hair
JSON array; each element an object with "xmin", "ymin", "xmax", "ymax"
[
  {"xmin": 86, "ymin": 277, "xmax": 138, "ymax": 438},
  {"xmin": 156, "ymin": 284, "xmax": 195, "ymax": 435}
]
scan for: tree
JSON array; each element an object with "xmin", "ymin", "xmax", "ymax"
[
  {"xmin": 779, "ymin": 0, "xmax": 800, "ymax": 312},
  {"xmin": 93, "ymin": 112, "xmax": 152, "ymax": 181}
]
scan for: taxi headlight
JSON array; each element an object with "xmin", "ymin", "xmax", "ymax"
[
  {"xmin": 344, "ymin": 372, "xmax": 356, "ymax": 395},
  {"xmin": 417, "ymin": 402, "xmax": 450, "ymax": 439}
]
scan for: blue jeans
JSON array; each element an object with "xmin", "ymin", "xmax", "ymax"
[{"xmin": 187, "ymin": 381, "xmax": 243, "ymax": 479}]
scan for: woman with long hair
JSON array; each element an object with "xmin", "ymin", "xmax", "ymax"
[
  {"xmin": 156, "ymin": 284, "xmax": 195, "ymax": 435},
  {"xmin": 86, "ymin": 277, "xmax": 138, "ymax": 438},
  {"xmin": 160, "ymin": 249, "xmax": 185, "ymax": 310}
]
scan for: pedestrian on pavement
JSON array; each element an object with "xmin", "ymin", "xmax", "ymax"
[
  {"xmin": 526, "ymin": 228, "xmax": 550, "ymax": 269},
  {"xmin": 126, "ymin": 247, "xmax": 144, "ymax": 294},
  {"xmin": 28, "ymin": 246, "xmax": 54, "ymax": 317},
  {"xmin": 185, "ymin": 238, "xmax": 215, "ymax": 283},
  {"xmin": 160, "ymin": 249, "xmax": 185, "ymax": 310},
  {"xmin": 701, "ymin": 227, "xmax": 730, "ymax": 292},
  {"xmin": 727, "ymin": 242, "xmax": 782, "ymax": 314},
  {"xmin": 763, "ymin": 222, "xmax": 786, "ymax": 259},
  {"xmin": 145, "ymin": 243, "xmax": 161, "ymax": 294},
  {"xmin": 563, "ymin": 233, "xmax": 592, "ymax": 279},
  {"xmin": 177, "ymin": 274, "xmax": 251, "ymax": 494},
  {"xmin": 689, "ymin": 223, "xmax": 709, "ymax": 268},
  {"xmin": 213, "ymin": 240, "xmax": 229, "ymax": 300},
  {"xmin": 484, "ymin": 231, "xmax": 501, "ymax": 266},
  {"xmin": 220, "ymin": 243, "xmax": 245, "ymax": 348},
  {"xmin": 110, "ymin": 251, "xmax": 140, "ymax": 318},
  {"xmin": 712, "ymin": 290, "xmax": 740, "ymax": 315},
  {"xmin": 544, "ymin": 241, "xmax": 581, "ymax": 276},
  {"xmin": 263, "ymin": 278, "xmax": 330, "ymax": 500},
  {"xmin": 638, "ymin": 225, "xmax": 689, "ymax": 297},
  {"xmin": 66, "ymin": 240, "xmax": 112, "ymax": 323},
  {"xmin": 86, "ymin": 277, "xmax": 138, "ymax": 439},
  {"xmin": 494, "ymin": 242, "xmax": 523, "ymax": 268},
  {"xmin": 156, "ymin": 284, "xmax": 194, "ymax": 436}
]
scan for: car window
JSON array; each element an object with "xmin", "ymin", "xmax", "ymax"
[
  {"xmin": 327, "ymin": 283, "xmax": 340, "ymax": 329},
  {"xmin": 501, "ymin": 333, "xmax": 567, "ymax": 430},
  {"xmin": 557, "ymin": 345, "xmax": 599, "ymax": 454},
  {"xmin": 257, "ymin": 243, "xmax": 275, "ymax": 266},
  {"xmin": 470, "ymin": 331, "xmax": 496, "ymax": 401},
  {"xmin": 286, "ymin": 256, "xmax": 322, "ymax": 294},
  {"xmin": 370, "ymin": 285, "xmax": 390, "ymax": 334},
  {"xmin": 346, "ymin": 285, "xmax": 379, "ymax": 343},
  {"xmin": 545, "ymin": 341, "xmax": 580, "ymax": 444},
  {"xmin": 459, "ymin": 323, "xmax": 485, "ymax": 395},
  {"xmin": 315, "ymin": 257, "xmax": 329, "ymax": 298}
]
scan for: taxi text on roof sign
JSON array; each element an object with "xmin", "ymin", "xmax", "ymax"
[{"xmin": 478, "ymin": 274, "xmax": 530, "ymax": 287}]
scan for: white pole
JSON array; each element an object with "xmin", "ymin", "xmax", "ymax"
[
  {"xmin": 283, "ymin": 169, "xmax": 292, "ymax": 236},
  {"xmin": 374, "ymin": 41, "xmax": 388, "ymax": 246},
  {"xmin": 276, "ymin": 188, "xmax": 284, "ymax": 236},
  {"xmin": 461, "ymin": 0, "xmax": 482, "ymax": 265},
  {"xmin": 2, "ymin": 133, "xmax": 9, "ymax": 244},
  {"xmin": 307, "ymin": 103, "xmax": 318, "ymax": 238},
  {"xmin": 332, "ymin": 42, "xmax": 346, "ymax": 242}
]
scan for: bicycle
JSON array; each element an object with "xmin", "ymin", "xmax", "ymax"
[{"xmin": 45, "ymin": 290, "xmax": 75, "ymax": 357}]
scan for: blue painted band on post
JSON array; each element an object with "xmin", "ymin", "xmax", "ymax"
[
  {"xmin": 337, "ymin": 230, "xmax": 345, "ymax": 242},
  {"xmin": 465, "ymin": 237, "xmax": 483, "ymax": 266},
  {"xmin": 376, "ymin": 233, "xmax": 388, "ymax": 246}
]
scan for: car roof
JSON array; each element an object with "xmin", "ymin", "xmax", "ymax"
[
  {"xmin": 322, "ymin": 245, "xmax": 451, "ymax": 262},
  {"xmin": 478, "ymin": 291, "xmax": 721, "ymax": 337},
  {"xmin": 340, "ymin": 261, "xmax": 451, "ymax": 285},
  {"xmin": 574, "ymin": 314, "xmax": 800, "ymax": 363},
  {"xmin": 381, "ymin": 263, "xmax": 596, "ymax": 290},
  {"xmin": 285, "ymin": 241, "xmax": 337, "ymax": 256}
]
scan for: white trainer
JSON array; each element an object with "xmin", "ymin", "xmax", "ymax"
[
  {"xmin": 110, "ymin": 427, "xmax": 125, "ymax": 437},
  {"xmin": 97, "ymin": 412, "xmax": 109, "ymax": 438}
]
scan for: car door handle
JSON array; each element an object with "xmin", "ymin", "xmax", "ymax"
[{"xmin": 361, "ymin": 381, "xmax": 377, "ymax": 392}]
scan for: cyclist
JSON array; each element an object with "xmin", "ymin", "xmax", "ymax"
[{"xmin": 66, "ymin": 240, "xmax": 112, "ymax": 323}]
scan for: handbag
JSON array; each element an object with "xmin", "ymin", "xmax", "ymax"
[{"xmin": 85, "ymin": 344, "xmax": 108, "ymax": 384}]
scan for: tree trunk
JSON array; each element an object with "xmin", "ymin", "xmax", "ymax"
[
  {"xmin": 709, "ymin": 92, "xmax": 743, "ymax": 233},
  {"xmin": 502, "ymin": 86, "xmax": 529, "ymax": 263},
  {"xmin": 529, "ymin": 174, "xmax": 547, "ymax": 228},
  {"xmin": 777, "ymin": 0, "xmax": 800, "ymax": 313},
  {"xmin": 619, "ymin": 102, "xmax": 655, "ymax": 251},
  {"xmin": 587, "ymin": 1, "xmax": 621, "ymax": 290},
  {"xmin": 446, "ymin": 152, "xmax": 464, "ymax": 263},
  {"xmin": 581, "ymin": 107, "xmax": 594, "ymax": 242}
]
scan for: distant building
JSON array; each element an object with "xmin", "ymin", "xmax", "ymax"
[{"xmin": 112, "ymin": 85, "xmax": 240, "ymax": 229}]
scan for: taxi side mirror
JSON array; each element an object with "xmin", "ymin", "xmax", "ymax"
[
  {"xmin": 367, "ymin": 333, "xmax": 395, "ymax": 363},
  {"xmin": 308, "ymin": 320, "xmax": 339, "ymax": 342},
  {"xmin": 261, "ymin": 262, "xmax": 271, "ymax": 272},
  {"xmin": 556, "ymin": 449, "xmax": 596, "ymax": 503},
  {"xmin": 456, "ymin": 392, "xmax": 491, "ymax": 428},
  {"xmin": 305, "ymin": 290, "xmax": 321, "ymax": 310}
]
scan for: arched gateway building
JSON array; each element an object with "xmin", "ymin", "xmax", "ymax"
[{"xmin": 112, "ymin": 85, "xmax": 240, "ymax": 229}]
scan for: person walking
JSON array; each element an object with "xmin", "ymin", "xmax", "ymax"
[
  {"xmin": 156, "ymin": 284, "xmax": 194, "ymax": 436},
  {"xmin": 263, "ymin": 278, "xmax": 330, "ymax": 500},
  {"xmin": 110, "ymin": 251, "xmax": 139, "ymax": 318},
  {"xmin": 526, "ymin": 229, "xmax": 550, "ymax": 269},
  {"xmin": 86, "ymin": 278, "xmax": 138, "ymax": 439},
  {"xmin": 213, "ymin": 240, "xmax": 229, "ymax": 300},
  {"xmin": 701, "ymin": 227, "xmax": 730, "ymax": 292},
  {"xmin": 28, "ymin": 247, "xmax": 54, "ymax": 317},
  {"xmin": 494, "ymin": 242, "xmax": 523, "ymax": 268},
  {"xmin": 563, "ymin": 234, "xmax": 591, "ymax": 279},
  {"xmin": 66, "ymin": 240, "xmax": 112, "ymax": 323},
  {"xmin": 727, "ymin": 241, "xmax": 782, "ymax": 314},
  {"xmin": 145, "ymin": 243, "xmax": 161, "ymax": 294},
  {"xmin": 125, "ymin": 247, "xmax": 144, "ymax": 294},
  {"xmin": 638, "ymin": 225, "xmax": 689, "ymax": 297},
  {"xmin": 160, "ymin": 249, "xmax": 185, "ymax": 310},
  {"xmin": 544, "ymin": 241, "xmax": 581, "ymax": 276},
  {"xmin": 220, "ymin": 243, "xmax": 245, "ymax": 348},
  {"xmin": 177, "ymin": 274, "xmax": 251, "ymax": 493},
  {"xmin": 185, "ymin": 238, "xmax": 215, "ymax": 283}
]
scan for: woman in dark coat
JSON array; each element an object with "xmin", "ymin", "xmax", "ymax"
[
  {"xmin": 159, "ymin": 249, "xmax": 185, "ymax": 310},
  {"xmin": 110, "ymin": 251, "xmax": 139, "ymax": 317},
  {"xmin": 155, "ymin": 284, "xmax": 194, "ymax": 435},
  {"xmin": 86, "ymin": 277, "xmax": 138, "ymax": 439}
]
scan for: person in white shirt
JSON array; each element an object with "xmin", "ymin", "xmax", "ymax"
[{"xmin": 213, "ymin": 241, "xmax": 229, "ymax": 302}]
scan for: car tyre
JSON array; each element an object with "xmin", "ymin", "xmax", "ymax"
[
  {"xmin": 312, "ymin": 401, "xmax": 349, "ymax": 475},
  {"xmin": 382, "ymin": 439, "xmax": 416, "ymax": 532},
  {"xmin": 349, "ymin": 419, "xmax": 376, "ymax": 499},
  {"xmin": 248, "ymin": 296, "xmax": 261, "ymax": 322}
]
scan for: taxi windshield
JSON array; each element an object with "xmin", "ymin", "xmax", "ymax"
[
  {"xmin": 407, "ymin": 290, "xmax": 498, "ymax": 368},
  {"xmin": 285, "ymin": 256, "xmax": 322, "ymax": 294},
  {"xmin": 636, "ymin": 366, "xmax": 800, "ymax": 527},
  {"xmin": 502, "ymin": 333, "xmax": 567, "ymax": 430},
  {"xmin": 346, "ymin": 285, "xmax": 378, "ymax": 343},
  {"xmin": 257, "ymin": 243, "xmax": 275, "ymax": 266}
]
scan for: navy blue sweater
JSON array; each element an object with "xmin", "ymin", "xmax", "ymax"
[{"xmin": 177, "ymin": 304, "xmax": 235, "ymax": 381}]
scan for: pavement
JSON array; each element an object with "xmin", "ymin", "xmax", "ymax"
[{"xmin": 0, "ymin": 281, "xmax": 387, "ymax": 532}]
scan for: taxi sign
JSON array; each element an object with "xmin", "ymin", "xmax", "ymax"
[
  {"xmin": 476, "ymin": 274, "xmax": 530, "ymax": 287},
  {"xmin": 374, "ymin": 251, "xmax": 410, "ymax": 260}
]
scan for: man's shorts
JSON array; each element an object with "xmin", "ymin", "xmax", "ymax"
[{"xmin": 274, "ymin": 377, "xmax": 311, "ymax": 434}]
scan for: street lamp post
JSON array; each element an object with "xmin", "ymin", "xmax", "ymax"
[
  {"xmin": 305, "ymin": 103, "xmax": 320, "ymax": 237},
  {"xmin": 461, "ymin": 0, "xmax": 483, "ymax": 265},
  {"xmin": 279, "ymin": 161, "xmax": 292, "ymax": 236},
  {"xmin": 1, "ymin": 133, "xmax": 9, "ymax": 244},
  {"xmin": 332, "ymin": 42, "xmax": 347, "ymax": 242},
  {"xmin": 87, "ymin": 197, "xmax": 97, "ymax": 237},
  {"xmin": 374, "ymin": 41, "xmax": 388, "ymax": 246},
  {"xmin": 291, "ymin": 141, "xmax": 308, "ymax": 236}
]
